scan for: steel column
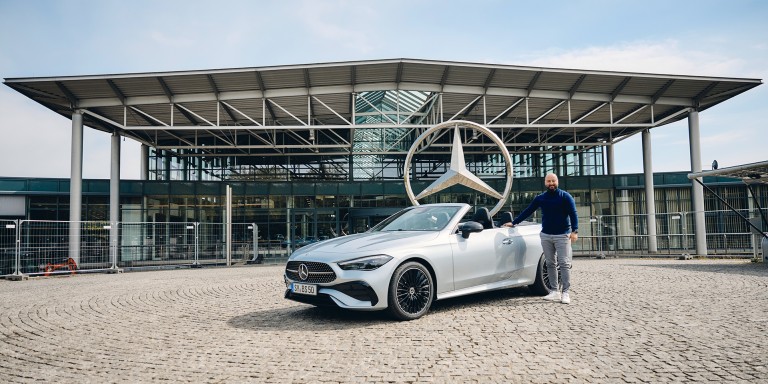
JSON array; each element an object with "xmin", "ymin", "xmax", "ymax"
[
  {"xmin": 69, "ymin": 111, "xmax": 83, "ymax": 264},
  {"xmin": 110, "ymin": 132, "xmax": 120, "ymax": 270},
  {"xmin": 688, "ymin": 110, "xmax": 708, "ymax": 256},
  {"xmin": 642, "ymin": 129, "xmax": 658, "ymax": 253},
  {"xmin": 606, "ymin": 144, "xmax": 615, "ymax": 175},
  {"xmin": 140, "ymin": 144, "xmax": 149, "ymax": 180},
  {"xmin": 225, "ymin": 185, "xmax": 232, "ymax": 266}
]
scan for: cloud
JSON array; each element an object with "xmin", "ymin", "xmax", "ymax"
[
  {"xmin": 515, "ymin": 40, "xmax": 756, "ymax": 78},
  {"xmin": 295, "ymin": 0, "xmax": 378, "ymax": 55},
  {"xmin": 149, "ymin": 31, "xmax": 196, "ymax": 48}
]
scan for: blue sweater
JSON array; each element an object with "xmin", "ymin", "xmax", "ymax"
[{"xmin": 512, "ymin": 188, "xmax": 578, "ymax": 235}]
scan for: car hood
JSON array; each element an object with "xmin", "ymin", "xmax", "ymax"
[{"xmin": 289, "ymin": 231, "xmax": 441, "ymax": 262}]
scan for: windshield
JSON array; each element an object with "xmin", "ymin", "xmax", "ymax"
[{"xmin": 371, "ymin": 206, "xmax": 461, "ymax": 232}]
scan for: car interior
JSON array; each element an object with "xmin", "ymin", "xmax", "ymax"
[{"xmin": 471, "ymin": 207, "xmax": 494, "ymax": 229}]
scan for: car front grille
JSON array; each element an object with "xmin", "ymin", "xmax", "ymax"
[{"xmin": 285, "ymin": 261, "xmax": 336, "ymax": 283}]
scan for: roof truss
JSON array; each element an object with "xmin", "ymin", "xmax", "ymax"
[{"xmin": 4, "ymin": 58, "xmax": 761, "ymax": 159}]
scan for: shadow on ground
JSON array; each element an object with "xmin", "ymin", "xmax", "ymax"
[
  {"xmin": 644, "ymin": 260, "xmax": 768, "ymax": 277},
  {"xmin": 228, "ymin": 286, "xmax": 540, "ymax": 330}
]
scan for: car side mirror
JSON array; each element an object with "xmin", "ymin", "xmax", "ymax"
[{"xmin": 459, "ymin": 221, "xmax": 484, "ymax": 239}]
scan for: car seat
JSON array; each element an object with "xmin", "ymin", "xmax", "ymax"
[
  {"xmin": 472, "ymin": 207, "xmax": 494, "ymax": 229},
  {"xmin": 498, "ymin": 211, "xmax": 513, "ymax": 226},
  {"xmin": 435, "ymin": 212, "xmax": 451, "ymax": 228}
]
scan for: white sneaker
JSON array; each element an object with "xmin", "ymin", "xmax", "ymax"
[
  {"xmin": 561, "ymin": 292, "xmax": 571, "ymax": 304},
  {"xmin": 542, "ymin": 291, "xmax": 561, "ymax": 301}
]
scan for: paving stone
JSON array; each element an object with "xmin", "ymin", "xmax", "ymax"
[{"xmin": 0, "ymin": 258, "xmax": 767, "ymax": 383}]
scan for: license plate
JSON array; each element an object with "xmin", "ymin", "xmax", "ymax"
[{"xmin": 292, "ymin": 283, "xmax": 317, "ymax": 296}]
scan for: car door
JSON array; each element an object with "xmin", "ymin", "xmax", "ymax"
[{"xmin": 450, "ymin": 227, "xmax": 520, "ymax": 291}]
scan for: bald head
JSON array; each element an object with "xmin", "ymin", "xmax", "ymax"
[{"xmin": 545, "ymin": 173, "xmax": 559, "ymax": 191}]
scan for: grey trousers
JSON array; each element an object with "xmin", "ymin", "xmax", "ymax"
[{"xmin": 540, "ymin": 232, "xmax": 572, "ymax": 292}]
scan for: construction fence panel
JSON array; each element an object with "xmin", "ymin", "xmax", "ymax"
[
  {"xmin": 197, "ymin": 223, "xmax": 227, "ymax": 265},
  {"xmin": 704, "ymin": 208, "xmax": 768, "ymax": 256},
  {"xmin": 15, "ymin": 220, "xmax": 112, "ymax": 276},
  {"xmin": 119, "ymin": 222, "xmax": 197, "ymax": 267}
]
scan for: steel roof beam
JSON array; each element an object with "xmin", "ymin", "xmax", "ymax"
[
  {"xmin": 129, "ymin": 106, "xmax": 169, "ymax": 126},
  {"xmin": 175, "ymin": 103, "xmax": 236, "ymax": 147},
  {"xmin": 489, "ymin": 98, "xmax": 525, "ymax": 125},
  {"xmin": 461, "ymin": 96, "xmax": 483, "ymax": 117},
  {"xmin": 651, "ymin": 80, "xmax": 675, "ymax": 104},
  {"xmin": 220, "ymin": 101, "xmax": 262, "ymax": 126},
  {"xmin": 72, "ymin": 83, "xmax": 697, "ymax": 109},
  {"xmin": 173, "ymin": 104, "xmax": 199, "ymax": 125},
  {"xmin": 448, "ymin": 95, "xmax": 483, "ymax": 121},
  {"xmin": 125, "ymin": 107, "xmax": 196, "ymax": 147},
  {"xmin": 119, "ymin": 122, "xmax": 656, "ymax": 131},
  {"xmin": 526, "ymin": 71, "xmax": 542, "ymax": 97},
  {"xmin": 699, "ymin": 83, "xmax": 755, "ymax": 104},
  {"xmin": 55, "ymin": 81, "xmax": 78, "ymax": 108},
  {"xmin": 106, "ymin": 79, "xmax": 126, "ymax": 105},
  {"xmin": 156, "ymin": 77, "xmax": 174, "ymax": 102},
  {"xmin": 254, "ymin": 71, "xmax": 277, "ymax": 123},
  {"xmin": 692, "ymin": 81, "xmax": 718, "ymax": 108},
  {"xmin": 610, "ymin": 77, "xmax": 631, "ymax": 101},
  {"xmin": 267, "ymin": 99, "xmax": 308, "ymax": 126},
  {"xmin": 5, "ymin": 84, "xmax": 67, "ymax": 105},
  {"xmin": 154, "ymin": 141, "xmax": 613, "ymax": 152},
  {"xmin": 568, "ymin": 75, "xmax": 586, "ymax": 98},
  {"xmin": 401, "ymin": 93, "xmax": 437, "ymax": 124},
  {"xmin": 530, "ymin": 100, "xmax": 567, "ymax": 125},
  {"xmin": 312, "ymin": 95, "xmax": 351, "ymax": 125},
  {"xmin": 614, "ymin": 105, "xmax": 648, "ymax": 124},
  {"xmin": 395, "ymin": 62, "xmax": 404, "ymax": 84},
  {"xmin": 573, "ymin": 102, "xmax": 607, "ymax": 124}
]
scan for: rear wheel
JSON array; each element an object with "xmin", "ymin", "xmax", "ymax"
[
  {"xmin": 387, "ymin": 262, "xmax": 434, "ymax": 321},
  {"xmin": 528, "ymin": 254, "xmax": 550, "ymax": 295}
]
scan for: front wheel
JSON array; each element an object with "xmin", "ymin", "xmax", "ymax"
[
  {"xmin": 528, "ymin": 254, "xmax": 550, "ymax": 296},
  {"xmin": 387, "ymin": 262, "xmax": 434, "ymax": 321}
]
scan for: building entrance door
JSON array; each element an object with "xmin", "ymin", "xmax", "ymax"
[{"xmin": 290, "ymin": 209, "xmax": 338, "ymax": 250}]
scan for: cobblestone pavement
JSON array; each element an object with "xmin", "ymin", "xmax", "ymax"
[{"xmin": 1, "ymin": 258, "xmax": 767, "ymax": 383}]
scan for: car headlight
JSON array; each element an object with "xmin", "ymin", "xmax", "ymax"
[{"xmin": 337, "ymin": 255, "xmax": 393, "ymax": 271}]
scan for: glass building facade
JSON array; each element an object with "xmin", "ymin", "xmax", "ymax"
[{"xmin": 1, "ymin": 174, "xmax": 765, "ymax": 256}]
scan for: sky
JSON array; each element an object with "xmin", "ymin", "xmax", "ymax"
[{"xmin": 0, "ymin": 0, "xmax": 766, "ymax": 180}]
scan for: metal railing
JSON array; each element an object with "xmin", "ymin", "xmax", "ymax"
[
  {"xmin": 574, "ymin": 208, "xmax": 767, "ymax": 258},
  {"xmin": 2, "ymin": 208, "xmax": 766, "ymax": 278},
  {"xmin": 0, "ymin": 220, "xmax": 286, "ymax": 278}
]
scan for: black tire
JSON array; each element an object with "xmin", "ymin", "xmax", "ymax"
[
  {"xmin": 387, "ymin": 261, "xmax": 434, "ymax": 321},
  {"xmin": 528, "ymin": 253, "xmax": 551, "ymax": 296}
]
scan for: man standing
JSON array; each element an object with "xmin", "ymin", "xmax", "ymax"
[{"xmin": 506, "ymin": 173, "xmax": 578, "ymax": 304}]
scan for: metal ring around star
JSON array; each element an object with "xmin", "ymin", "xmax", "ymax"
[{"xmin": 403, "ymin": 120, "xmax": 513, "ymax": 216}]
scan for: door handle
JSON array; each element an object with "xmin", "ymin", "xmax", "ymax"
[{"xmin": 502, "ymin": 238, "xmax": 514, "ymax": 245}]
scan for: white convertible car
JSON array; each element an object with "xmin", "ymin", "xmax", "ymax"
[{"xmin": 284, "ymin": 203, "xmax": 550, "ymax": 320}]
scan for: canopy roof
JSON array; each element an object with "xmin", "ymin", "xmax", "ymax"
[
  {"xmin": 688, "ymin": 160, "xmax": 768, "ymax": 185},
  {"xmin": 4, "ymin": 58, "xmax": 762, "ymax": 159}
]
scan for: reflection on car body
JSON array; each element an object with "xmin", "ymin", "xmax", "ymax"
[{"xmin": 284, "ymin": 203, "xmax": 551, "ymax": 320}]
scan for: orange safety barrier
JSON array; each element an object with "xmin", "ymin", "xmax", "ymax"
[{"xmin": 43, "ymin": 257, "xmax": 78, "ymax": 277}]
